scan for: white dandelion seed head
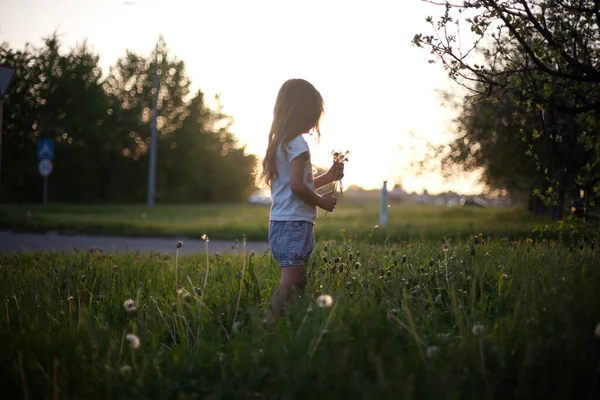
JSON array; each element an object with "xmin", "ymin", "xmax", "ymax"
[
  {"xmin": 201, "ymin": 234, "xmax": 209, "ymax": 242},
  {"xmin": 232, "ymin": 321, "xmax": 243, "ymax": 333},
  {"xmin": 317, "ymin": 294, "xmax": 334, "ymax": 308},
  {"xmin": 120, "ymin": 365, "xmax": 132, "ymax": 375},
  {"xmin": 426, "ymin": 346, "xmax": 440, "ymax": 359},
  {"xmin": 126, "ymin": 333, "xmax": 140, "ymax": 349},
  {"xmin": 595, "ymin": 323, "xmax": 600, "ymax": 338},
  {"xmin": 472, "ymin": 324, "xmax": 485, "ymax": 336},
  {"xmin": 123, "ymin": 299, "xmax": 136, "ymax": 310}
]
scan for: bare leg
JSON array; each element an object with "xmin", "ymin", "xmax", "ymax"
[{"xmin": 265, "ymin": 264, "xmax": 305, "ymax": 327}]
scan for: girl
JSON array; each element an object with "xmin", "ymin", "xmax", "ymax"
[{"xmin": 259, "ymin": 78, "xmax": 344, "ymax": 326}]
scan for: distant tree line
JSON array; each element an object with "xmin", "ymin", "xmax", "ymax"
[{"xmin": 0, "ymin": 34, "xmax": 256, "ymax": 203}]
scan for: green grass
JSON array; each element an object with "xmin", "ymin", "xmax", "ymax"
[
  {"xmin": 0, "ymin": 202, "xmax": 549, "ymax": 242},
  {"xmin": 1, "ymin": 234, "xmax": 600, "ymax": 399}
]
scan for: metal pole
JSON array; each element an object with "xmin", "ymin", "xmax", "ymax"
[
  {"xmin": 380, "ymin": 180, "xmax": 388, "ymax": 228},
  {"xmin": 0, "ymin": 98, "xmax": 3, "ymax": 200},
  {"xmin": 43, "ymin": 176, "xmax": 48, "ymax": 206},
  {"xmin": 147, "ymin": 42, "xmax": 159, "ymax": 208}
]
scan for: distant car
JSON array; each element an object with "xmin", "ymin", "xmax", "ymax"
[
  {"xmin": 248, "ymin": 192, "xmax": 272, "ymax": 204},
  {"xmin": 460, "ymin": 197, "xmax": 487, "ymax": 207}
]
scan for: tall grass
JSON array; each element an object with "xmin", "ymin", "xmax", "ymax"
[{"xmin": 1, "ymin": 234, "xmax": 599, "ymax": 399}]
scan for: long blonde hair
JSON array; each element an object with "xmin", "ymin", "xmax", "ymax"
[{"xmin": 259, "ymin": 79, "xmax": 324, "ymax": 187}]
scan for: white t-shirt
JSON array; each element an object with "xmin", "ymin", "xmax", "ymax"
[{"xmin": 269, "ymin": 134, "xmax": 317, "ymax": 224}]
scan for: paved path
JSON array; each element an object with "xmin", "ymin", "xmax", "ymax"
[{"xmin": 0, "ymin": 231, "xmax": 270, "ymax": 255}]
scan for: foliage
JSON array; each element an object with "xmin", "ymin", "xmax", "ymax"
[
  {"xmin": 414, "ymin": 0, "xmax": 600, "ymax": 214},
  {"xmin": 0, "ymin": 34, "xmax": 256, "ymax": 203},
  {"xmin": 1, "ymin": 235, "xmax": 599, "ymax": 398}
]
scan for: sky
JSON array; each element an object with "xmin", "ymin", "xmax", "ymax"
[{"xmin": 2, "ymin": 0, "xmax": 485, "ymax": 194}]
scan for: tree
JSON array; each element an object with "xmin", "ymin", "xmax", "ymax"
[
  {"xmin": 102, "ymin": 37, "xmax": 191, "ymax": 201},
  {"xmin": 0, "ymin": 34, "xmax": 109, "ymax": 202},
  {"xmin": 414, "ymin": 0, "xmax": 600, "ymax": 217},
  {"xmin": 158, "ymin": 91, "xmax": 257, "ymax": 202},
  {"xmin": 1, "ymin": 34, "xmax": 257, "ymax": 204}
]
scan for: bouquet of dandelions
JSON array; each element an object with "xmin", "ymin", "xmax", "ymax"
[{"xmin": 324, "ymin": 149, "xmax": 350, "ymax": 216}]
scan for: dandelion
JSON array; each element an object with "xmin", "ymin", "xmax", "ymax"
[
  {"xmin": 339, "ymin": 228, "xmax": 347, "ymax": 235},
  {"xmin": 183, "ymin": 292, "xmax": 192, "ymax": 303},
  {"xmin": 426, "ymin": 346, "xmax": 440, "ymax": 359},
  {"xmin": 126, "ymin": 333, "xmax": 140, "ymax": 349},
  {"xmin": 201, "ymin": 234, "xmax": 209, "ymax": 242},
  {"xmin": 401, "ymin": 255, "xmax": 407, "ymax": 264},
  {"xmin": 595, "ymin": 323, "xmax": 600, "ymax": 338},
  {"xmin": 429, "ymin": 258, "xmax": 434, "ymax": 266},
  {"xmin": 354, "ymin": 261, "xmax": 361, "ymax": 269},
  {"xmin": 472, "ymin": 324, "xmax": 484, "ymax": 336},
  {"xmin": 434, "ymin": 294, "xmax": 442, "ymax": 305},
  {"xmin": 317, "ymin": 294, "xmax": 334, "ymax": 308},
  {"xmin": 123, "ymin": 299, "xmax": 136, "ymax": 310},
  {"xmin": 120, "ymin": 365, "xmax": 132, "ymax": 375},
  {"xmin": 176, "ymin": 241, "xmax": 183, "ymax": 249},
  {"xmin": 232, "ymin": 321, "xmax": 243, "ymax": 334},
  {"xmin": 67, "ymin": 296, "xmax": 74, "ymax": 302}
]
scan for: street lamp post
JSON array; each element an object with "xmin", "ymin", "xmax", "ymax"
[
  {"xmin": 147, "ymin": 43, "xmax": 159, "ymax": 208},
  {"xmin": 123, "ymin": 1, "xmax": 159, "ymax": 208}
]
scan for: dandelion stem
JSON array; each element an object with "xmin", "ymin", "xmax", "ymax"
[
  {"xmin": 231, "ymin": 235, "xmax": 247, "ymax": 333},
  {"xmin": 199, "ymin": 239, "xmax": 210, "ymax": 313},
  {"xmin": 17, "ymin": 350, "xmax": 29, "ymax": 400},
  {"xmin": 175, "ymin": 247, "xmax": 180, "ymax": 294},
  {"xmin": 478, "ymin": 338, "xmax": 486, "ymax": 374},
  {"xmin": 53, "ymin": 357, "xmax": 60, "ymax": 400},
  {"xmin": 308, "ymin": 302, "xmax": 337, "ymax": 361}
]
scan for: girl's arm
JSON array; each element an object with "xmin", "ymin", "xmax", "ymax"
[
  {"xmin": 290, "ymin": 153, "xmax": 337, "ymax": 212},
  {"xmin": 314, "ymin": 162, "xmax": 344, "ymax": 189}
]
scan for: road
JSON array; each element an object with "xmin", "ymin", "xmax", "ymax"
[{"xmin": 0, "ymin": 231, "xmax": 270, "ymax": 255}]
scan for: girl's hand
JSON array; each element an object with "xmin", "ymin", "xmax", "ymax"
[
  {"xmin": 319, "ymin": 191, "xmax": 338, "ymax": 212},
  {"xmin": 328, "ymin": 161, "xmax": 345, "ymax": 182}
]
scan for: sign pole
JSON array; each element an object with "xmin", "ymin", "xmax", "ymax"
[{"xmin": 43, "ymin": 175, "xmax": 48, "ymax": 207}]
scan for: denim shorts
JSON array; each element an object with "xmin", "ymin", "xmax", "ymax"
[{"xmin": 269, "ymin": 221, "xmax": 315, "ymax": 267}]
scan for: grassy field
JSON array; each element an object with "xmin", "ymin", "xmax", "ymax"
[
  {"xmin": 2, "ymin": 234, "xmax": 600, "ymax": 399},
  {"xmin": 0, "ymin": 202, "xmax": 551, "ymax": 242}
]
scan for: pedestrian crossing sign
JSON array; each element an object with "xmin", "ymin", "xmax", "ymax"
[{"xmin": 38, "ymin": 139, "xmax": 54, "ymax": 160}]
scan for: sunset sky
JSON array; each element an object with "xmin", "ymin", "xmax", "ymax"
[{"xmin": 2, "ymin": 0, "xmax": 485, "ymax": 194}]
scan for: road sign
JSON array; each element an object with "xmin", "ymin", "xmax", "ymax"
[
  {"xmin": 38, "ymin": 139, "xmax": 54, "ymax": 160},
  {"xmin": 39, "ymin": 159, "xmax": 53, "ymax": 177},
  {"xmin": 0, "ymin": 65, "xmax": 16, "ymax": 99}
]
